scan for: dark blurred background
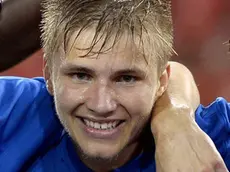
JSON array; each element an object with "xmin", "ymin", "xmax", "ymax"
[{"xmin": 1, "ymin": 0, "xmax": 230, "ymax": 105}]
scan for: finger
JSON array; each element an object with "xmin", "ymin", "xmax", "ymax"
[
  {"xmin": 216, "ymin": 169, "xmax": 228, "ymax": 172},
  {"xmin": 215, "ymin": 163, "xmax": 229, "ymax": 172}
]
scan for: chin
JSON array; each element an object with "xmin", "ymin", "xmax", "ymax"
[{"xmin": 76, "ymin": 140, "xmax": 123, "ymax": 160}]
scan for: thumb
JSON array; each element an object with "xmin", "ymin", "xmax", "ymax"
[{"xmin": 215, "ymin": 163, "xmax": 229, "ymax": 172}]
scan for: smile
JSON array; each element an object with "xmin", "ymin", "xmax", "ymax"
[
  {"xmin": 82, "ymin": 119, "xmax": 122, "ymax": 130},
  {"xmin": 78, "ymin": 117, "xmax": 126, "ymax": 139}
]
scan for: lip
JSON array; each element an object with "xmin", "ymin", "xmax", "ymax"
[{"xmin": 76, "ymin": 117, "xmax": 126, "ymax": 140}]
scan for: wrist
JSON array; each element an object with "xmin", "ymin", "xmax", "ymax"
[{"xmin": 151, "ymin": 106, "xmax": 195, "ymax": 137}]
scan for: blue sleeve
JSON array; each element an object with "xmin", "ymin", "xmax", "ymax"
[
  {"xmin": 195, "ymin": 97, "xmax": 230, "ymax": 170},
  {"xmin": 0, "ymin": 77, "xmax": 63, "ymax": 172}
]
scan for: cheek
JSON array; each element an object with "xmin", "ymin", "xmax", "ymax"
[
  {"xmin": 121, "ymin": 86, "xmax": 156, "ymax": 143},
  {"xmin": 117, "ymin": 85, "xmax": 156, "ymax": 118},
  {"xmin": 53, "ymin": 81, "xmax": 88, "ymax": 114}
]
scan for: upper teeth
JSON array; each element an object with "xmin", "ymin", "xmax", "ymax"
[{"xmin": 83, "ymin": 119, "xmax": 120, "ymax": 130}]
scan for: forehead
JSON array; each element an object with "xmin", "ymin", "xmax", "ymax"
[
  {"xmin": 65, "ymin": 27, "xmax": 156, "ymax": 65},
  {"xmin": 56, "ymin": 28, "xmax": 158, "ymax": 74}
]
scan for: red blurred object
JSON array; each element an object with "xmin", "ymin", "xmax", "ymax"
[
  {"xmin": 171, "ymin": 0, "xmax": 230, "ymax": 104},
  {"xmin": 0, "ymin": 50, "xmax": 43, "ymax": 77},
  {"xmin": 1, "ymin": 0, "xmax": 230, "ymax": 105}
]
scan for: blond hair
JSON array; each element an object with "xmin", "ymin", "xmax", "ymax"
[{"xmin": 41, "ymin": 0, "xmax": 174, "ymax": 70}]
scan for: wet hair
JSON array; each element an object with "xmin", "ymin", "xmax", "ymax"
[{"xmin": 41, "ymin": 0, "xmax": 175, "ymax": 71}]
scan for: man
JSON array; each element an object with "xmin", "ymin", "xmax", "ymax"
[{"xmin": 0, "ymin": 0, "xmax": 229, "ymax": 171}]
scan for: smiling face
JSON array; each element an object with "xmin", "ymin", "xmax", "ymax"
[{"xmin": 45, "ymin": 28, "xmax": 169, "ymax": 169}]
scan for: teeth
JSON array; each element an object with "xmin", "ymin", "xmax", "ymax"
[
  {"xmin": 94, "ymin": 122, "xmax": 100, "ymax": 129},
  {"xmin": 101, "ymin": 123, "xmax": 107, "ymax": 129},
  {"xmin": 112, "ymin": 122, "xmax": 117, "ymax": 128},
  {"xmin": 85, "ymin": 120, "xmax": 90, "ymax": 126},
  {"xmin": 83, "ymin": 119, "xmax": 120, "ymax": 130}
]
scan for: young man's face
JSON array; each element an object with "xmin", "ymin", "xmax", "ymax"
[{"xmin": 45, "ymin": 29, "xmax": 169, "ymax": 161}]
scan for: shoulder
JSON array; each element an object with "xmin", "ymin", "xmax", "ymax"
[
  {"xmin": 0, "ymin": 77, "xmax": 63, "ymax": 172},
  {"xmin": 0, "ymin": 77, "xmax": 53, "ymax": 135},
  {"xmin": 0, "ymin": 76, "xmax": 47, "ymax": 102},
  {"xmin": 195, "ymin": 97, "xmax": 230, "ymax": 134},
  {"xmin": 0, "ymin": 76, "xmax": 49, "ymax": 113},
  {"xmin": 195, "ymin": 97, "xmax": 230, "ymax": 169}
]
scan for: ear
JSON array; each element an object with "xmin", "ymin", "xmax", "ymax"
[
  {"xmin": 43, "ymin": 60, "xmax": 54, "ymax": 95},
  {"xmin": 155, "ymin": 63, "xmax": 171, "ymax": 99}
]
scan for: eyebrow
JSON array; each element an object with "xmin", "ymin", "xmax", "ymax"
[
  {"xmin": 112, "ymin": 68, "xmax": 147, "ymax": 78},
  {"xmin": 60, "ymin": 64, "xmax": 95, "ymax": 75}
]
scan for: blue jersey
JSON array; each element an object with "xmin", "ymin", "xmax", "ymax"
[{"xmin": 0, "ymin": 77, "xmax": 229, "ymax": 172}]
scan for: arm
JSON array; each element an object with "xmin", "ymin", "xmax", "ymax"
[
  {"xmin": 163, "ymin": 61, "xmax": 200, "ymax": 111},
  {"xmin": 151, "ymin": 62, "xmax": 228, "ymax": 172},
  {"xmin": 151, "ymin": 61, "xmax": 200, "ymax": 133},
  {"xmin": 0, "ymin": 0, "xmax": 41, "ymax": 72}
]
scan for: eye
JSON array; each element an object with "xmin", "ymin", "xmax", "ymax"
[
  {"xmin": 117, "ymin": 75, "xmax": 137, "ymax": 83},
  {"xmin": 70, "ymin": 72, "xmax": 92, "ymax": 82}
]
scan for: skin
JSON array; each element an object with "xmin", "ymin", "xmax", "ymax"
[
  {"xmin": 152, "ymin": 62, "xmax": 228, "ymax": 172},
  {"xmin": 0, "ymin": 1, "xmax": 228, "ymax": 171},
  {"xmin": 0, "ymin": 0, "xmax": 41, "ymax": 71},
  {"xmin": 45, "ymin": 28, "xmax": 169, "ymax": 171},
  {"xmin": 44, "ymin": 28, "xmax": 228, "ymax": 172}
]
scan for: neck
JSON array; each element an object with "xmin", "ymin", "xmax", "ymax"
[{"xmin": 79, "ymin": 141, "xmax": 143, "ymax": 172}]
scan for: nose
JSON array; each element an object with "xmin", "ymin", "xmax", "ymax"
[{"xmin": 86, "ymin": 83, "xmax": 117, "ymax": 115}]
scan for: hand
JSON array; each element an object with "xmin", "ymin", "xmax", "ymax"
[{"xmin": 151, "ymin": 93, "xmax": 228, "ymax": 172}]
